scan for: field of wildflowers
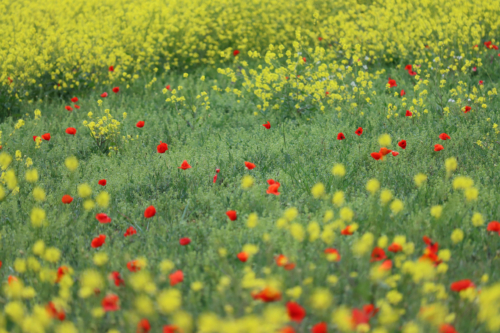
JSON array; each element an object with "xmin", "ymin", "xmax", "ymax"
[{"xmin": 1, "ymin": 0, "xmax": 500, "ymax": 332}]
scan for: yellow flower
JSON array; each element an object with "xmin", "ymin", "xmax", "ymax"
[
  {"xmin": 464, "ymin": 187, "xmax": 478, "ymax": 201},
  {"xmin": 414, "ymin": 173, "xmax": 427, "ymax": 187},
  {"xmin": 96, "ymin": 191, "xmax": 110, "ymax": 208},
  {"xmin": 30, "ymin": 207, "xmax": 46, "ymax": 227},
  {"xmin": 91, "ymin": 307, "xmax": 105, "ymax": 318},
  {"xmin": 339, "ymin": 207, "xmax": 354, "ymax": 222},
  {"xmin": 430, "ymin": 205, "xmax": 443, "ymax": 218},
  {"xmin": 380, "ymin": 189, "xmax": 392, "ymax": 205},
  {"xmin": 157, "ymin": 289, "xmax": 182, "ymax": 314},
  {"xmin": 311, "ymin": 182, "xmax": 325, "ymax": 198},
  {"xmin": 378, "ymin": 134, "xmax": 391, "ymax": 146},
  {"xmin": 55, "ymin": 322, "xmax": 78, "ymax": 333},
  {"xmin": 390, "ymin": 199, "xmax": 404, "ymax": 214},
  {"xmin": 64, "ymin": 156, "xmax": 79, "ymax": 171},
  {"xmin": 386, "ymin": 290, "xmax": 403, "ymax": 305},
  {"xmin": 25, "ymin": 169, "xmax": 39, "ymax": 183},
  {"xmin": 241, "ymin": 175, "xmax": 254, "ymax": 189},
  {"xmin": 246, "ymin": 212, "xmax": 258, "ymax": 228},
  {"xmin": 83, "ymin": 200, "xmax": 95, "ymax": 210},
  {"xmin": 309, "ymin": 288, "xmax": 332, "ymax": 310},
  {"xmin": 472, "ymin": 212, "xmax": 484, "ymax": 227},
  {"xmin": 0, "ymin": 186, "xmax": 5, "ymax": 200},
  {"xmin": 44, "ymin": 247, "xmax": 61, "ymax": 263},
  {"xmin": 438, "ymin": 249, "xmax": 451, "ymax": 262},
  {"xmin": 25, "ymin": 157, "xmax": 33, "ymax": 168},
  {"xmin": 77, "ymin": 183, "xmax": 92, "ymax": 198},
  {"xmin": 0, "ymin": 152, "xmax": 13, "ymax": 169},
  {"xmin": 445, "ymin": 157, "xmax": 457, "ymax": 173},
  {"xmin": 332, "ymin": 164, "xmax": 346, "ymax": 177},
  {"xmin": 93, "ymin": 252, "xmax": 109, "ymax": 266},
  {"xmin": 290, "ymin": 223, "xmax": 305, "ymax": 242},
  {"xmin": 33, "ymin": 240, "xmax": 45, "ymax": 256},
  {"xmin": 451, "ymin": 229, "xmax": 464, "ymax": 244},
  {"xmin": 366, "ymin": 178, "xmax": 380, "ymax": 194},
  {"xmin": 5, "ymin": 170, "xmax": 17, "ymax": 190},
  {"xmin": 332, "ymin": 306, "xmax": 353, "ymax": 332},
  {"xmin": 33, "ymin": 187, "xmax": 46, "ymax": 201},
  {"xmin": 191, "ymin": 281, "xmax": 204, "ymax": 291},
  {"xmin": 5, "ymin": 301, "xmax": 24, "ymax": 323},
  {"xmin": 135, "ymin": 295, "xmax": 155, "ymax": 316},
  {"xmin": 452, "ymin": 176, "xmax": 473, "ymax": 190},
  {"xmin": 15, "ymin": 150, "xmax": 22, "ymax": 161},
  {"xmin": 352, "ymin": 232, "xmax": 373, "ymax": 256},
  {"xmin": 283, "ymin": 207, "xmax": 298, "ymax": 221},
  {"xmin": 14, "ymin": 258, "xmax": 27, "ymax": 273},
  {"xmin": 332, "ymin": 191, "xmax": 344, "ymax": 207}
]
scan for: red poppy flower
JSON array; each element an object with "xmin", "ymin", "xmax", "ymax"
[
  {"xmin": 318, "ymin": 37, "xmax": 323, "ymax": 41},
  {"xmin": 267, "ymin": 183, "xmax": 281, "ymax": 195},
  {"xmin": 400, "ymin": 89, "xmax": 406, "ymax": 96},
  {"xmin": 405, "ymin": 110, "xmax": 412, "ymax": 117},
  {"xmin": 379, "ymin": 147, "xmax": 392, "ymax": 156},
  {"xmin": 98, "ymin": 179, "xmax": 107, "ymax": 186},
  {"xmin": 267, "ymin": 179, "xmax": 280, "ymax": 186},
  {"xmin": 166, "ymin": 85, "xmax": 171, "ymax": 90},
  {"xmin": 213, "ymin": 174, "xmax": 218, "ymax": 183},
  {"xmin": 302, "ymin": 57, "xmax": 306, "ymax": 62},
  {"xmin": 405, "ymin": 65, "xmax": 412, "ymax": 71},
  {"xmin": 157, "ymin": 141, "xmax": 168, "ymax": 153},
  {"xmin": 450, "ymin": 279, "xmax": 475, "ymax": 292},
  {"xmin": 263, "ymin": 121, "xmax": 271, "ymax": 129},
  {"xmin": 102, "ymin": 294, "xmax": 120, "ymax": 312},
  {"xmin": 388, "ymin": 78, "xmax": 397, "ymax": 88},
  {"xmin": 275, "ymin": 254, "xmax": 288, "ymax": 266},
  {"xmin": 109, "ymin": 66, "xmax": 114, "ymax": 72},
  {"xmin": 33, "ymin": 136, "xmax": 38, "ymax": 141},
  {"xmin": 423, "ymin": 236, "xmax": 439, "ymax": 253},
  {"xmin": 163, "ymin": 325, "xmax": 179, "ymax": 333},
  {"xmin": 136, "ymin": 121, "xmax": 145, "ymax": 128},
  {"xmin": 479, "ymin": 80, "xmax": 484, "ymax": 85},
  {"xmin": 388, "ymin": 243, "xmax": 403, "ymax": 253},
  {"xmin": 398, "ymin": 140, "xmax": 406, "ymax": 149},
  {"xmin": 370, "ymin": 247, "xmax": 387, "ymax": 262},
  {"xmin": 464, "ymin": 106, "xmax": 471, "ymax": 113},
  {"xmin": 233, "ymin": 50, "xmax": 240, "ymax": 56},
  {"xmin": 179, "ymin": 160, "xmax": 192, "ymax": 170},
  {"xmin": 75, "ymin": 104, "xmax": 80, "ymax": 109},
  {"xmin": 281, "ymin": 327, "xmax": 296, "ymax": 333},
  {"xmin": 96, "ymin": 213, "xmax": 112, "ymax": 223},
  {"xmin": 46, "ymin": 302, "xmax": 66, "ymax": 321},
  {"xmin": 41, "ymin": 133, "xmax": 51, "ymax": 141},
  {"xmin": 237, "ymin": 252, "xmax": 248, "ymax": 262},
  {"xmin": 439, "ymin": 133, "xmax": 450, "ymax": 140},
  {"xmin": 124, "ymin": 226, "xmax": 137, "ymax": 237},
  {"xmin": 137, "ymin": 319, "xmax": 151, "ymax": 333},
  {"xmin": 371, "ymin": 152, "xmax": 383, "ymax": 160},
  {"xmin": 56, "ymin": 266, "xmax": 70, "ymax": 283},
  {"xmin": 408, "ymin": 70, "xmax": 417, "ymax": 76},
  {"xmin": 337, "ymin": 132, "xmax": 345, "ymax": 140},
  {"xmin": 127, "ymin": 260, "xmax": 141, "ymax": 272},
  {"xmin": 112, "ymin": 87, "xmax": 119, "ymax": 93},
  {"xmin": 144, "ymin": 205, "xmax": 156, "ymax": 218},
  {"xmin": 434, "ymin": 144, "xmax": 444, "ymax": 151},
  {"xmin": 380, "ymin": 260, "xmax": 392, "ymax": 271},
  {"xmin": 216, "ymin": 168, "xmax": 220, "ymax": 173},
  {"xmin": 226, "ymin": 210, "xmax": 237, "ymax": 221},
  {"xmin": 91, "ymin": 234, "xmax": 106, "ymax": 248},
  {"xmin": 287, "ymin": 301, "xmax": 306, "ymax": 323},
  {"xmin": 391, "ymin": 151, "xmax": 399, "ymax": 156},
  {"xmin": 487, "ymin": 221, "xmax": 500, "ymax": 234},
  {"xmin": 324, "ymin": 248, "xmax": 341, "ymax": 262},
  {"xmin": 65, "ymin": 127, "xmax": 77, "ymax": 135},
  {"xmin": 61, "ymin": 195, "xmax": 73, "ymax": 204},
  {"xmin": 311, "ymin": 322, "xmax": 327, "ymax": 333},
  {"xmin": 341, "ymin": 225, "xmax": 356, "ymax": 235},
  {"xmin": 169, "ymin": 270, "xmax": 184, "ymax": 286},
  {"xmin": 252, "ymin": 287, "xmax": 282, "ymax": 302},
  {"xmin": 65, "ymin": 106, "xmax": 73, "ymax": 111},
  {"xmin": 440, "ymin": 324, "xmax": 457, "ymax": 333},
  {"xmin": 71, "ymin": 97, "xmax": 78, "ymax": 103},
  {"xmin": 179, "ymin": 237, "xmax": 191, "ymax": 246},
  {"xmin": 355, "ymin": 127, "xmax": 363, "ymax": 136},
  {"xmin": 101, "ymin": 92, "xmax": 108, "ymax": 98},
  {"xmin": 109, "ymin": 271, "xmax": 125, "ymax": 286},
  {"xmin": 244, "ymin": 161, "xmax": 256, "ymax": 170}
]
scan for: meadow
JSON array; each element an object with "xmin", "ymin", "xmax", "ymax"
[{"xmin": 1, "ymin": 0, "xmax": 500, "ymax": 332}]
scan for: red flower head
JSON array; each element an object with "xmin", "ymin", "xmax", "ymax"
[
  {"xmin": 101, "ymin": 92, "xmax": 108, "ymax": 98},
  {"xmin": 439, "ymin": 133, "xmax": 450, "ymax": 140},
  {"xmin": 144, "ymin": 205, "xmax": 156, "ymax": 218},
  {"xmin": 127, "ymin": 260, "xmax": 141, "ymax": 272},
  {"xmin": 244, "ymin": 161, "xmax": 256, "ymax": 170},
  {"xmin": 405, "ymin": 110, "xmax": 412, "ymax": 117},
  {"xmin": 405, "ymin": 65, "xmax": 412, "ymax": 71},
  {"xmin": 102, "ymin": 294, "xmax": 120, "ymax": 312},
  {"xmin": 163, "ymin": 325, "xmax": 179, "ymax": 333},
  {"xmin": 252, "ymin": 287, "xmax": 282, "ymax": 302},
  {"xmin": 226, "ymin": 210, "xmax": 237, "ymax": 221},
  {"xmin": 302, "ymin": 57, "xmax": 306, "ymax": 62},
  {"xmin": 324, "ymin": 248, "xmax": 341, "ymax": 262},
  {"xmin": 337, "ymin": 132, "xmax": 346, "ymax": 140},
  {"xmin": 311, "ymin": 322, "xmax": 328, "ymax": 333},
  {"xmin": 98, "ymin": 179, "xmax": 107, "ymax": 186},
  {"xmin": 398, "ymin": 140, "xmax": 407, "ymax": 149},
  {"xmin": 371, "ymin": 152, "xmax": 383, "ymax": 160},
  {"xmin": 137, "ymin": 319, "xmax": 151, "ymax": 333},
  {"xmin": 318, "ymin": 37, "xmax": 323, "ymax": 41},
  {"xmin": 450, "ymin": 279, "xmax": 475, "ymax": 292},
  {"xmin": 479, "ymin": 80, "xmax": 484, "ymax": 85},
  {"xmin": 169, "ymin": 270, "xmax": 184, "ymax": 286},
  {"xmin": 281, "ymin": 327, "xmax": 296, "ymax": 333},
  {"xmin": 263, "ymin": 121, "xmax": 271, "ymax": 129},
  {"xmin": 267, "ymin": 179, "xmax": 280, "ymax": 185},
  {"xmin": 33, "ymin": 135, "xmax": 38, "ymax": 141},
  {"xmin": 179, "ymin": 237, "xmax": 191, "ymax": 246},
  {"xmin": 391, "ymin": 151, "xmax": 399, "ymax": 156},
  {"xmin": 388, "ymin": 243, "xmax": 403, "ymax": 253},
  {"xmin": 216, "ymin": 168, "xmax": 220, "ymax": 173},
  {"xmin": 75, "ymin": 104, "xmax": 81, "ymax": 109},
  {"xmin": 355, "ymin": 127, "xmax": 363, "ymax": 136},
  {"xmin": 379, "ymin": 147, "xmax": 392, "ymax": 156},
  {"xmin": 440, "ymin": 324, "xmax": 458, "ymax": 333},
  {"xmin": 179, "ymin": 160, "xmax": 192, "ymax": 170},
  {"xmin": 65, "ymin": 106, "xmax": 73, "ymax": 111},
  {"xmin": 166, "ymin": 85, "xmax": 171, "ymax": 90},
  {"xmin": 124, "ymin": 226, "xmax": 137, "ymax": 237},
  {"xmin": 157, "ymin": 141, "xmax": 168, "ymax": 153},
  {"xmin": 112, "ymin": 87, "xmax": 120, "ymax": 93},
  {"xmin": 91, "ymin": 234, "xmax": 106, "ymax": 248},
  {"xmin": 109, "ymin": 271, "xmax": 125, "ymax": 286},
  {"xmin": 341, "ymin": 225, "xmax": 356, "ymax": 235},
  {"xmin": 464, "ymin": 106, "xmax": 471, "ymax": 113},
  {"xmin": 213, "ymin": 174, "xmax": 218, "ymax": 183},
  {"xmin": 61, "ymin": 195, "xmax": 73, "ymax": 204},
  {"xmin": 96, "ymin": 213, "xmax": 112, "ymax": 223},
  {"xmin": 71, "ymin": 97, "xmax": 78, "ymax": 103},
  {"xmin": 408, "ymin": 70, "xmax": 417, "ymax": 76},
  {"xmin": 400, "ymin": 89, "xmax": 406, "ymax": 96},
  {"xmin": 267, "ymin": 183, "xmax": 281, "ymax": 195},
  {"xmin": 109, "ymin": 66, "xmax": 114, "ymax": 72},
  {"xmin": 487, "ymin": 221, "xmax": 500, "ymax": 234},
  {"xmin": 136, "ymin": 121, "xmax": 145, "ymax": 128},
  {"xmin": 46, "ymin": 302, "xmax": 66, "ymax": 321},
  {"xmin": 388, "ymin": 78, "xmax": 397, "ymax": 88},
  {"xmin": 237, "ymin": 252, "xmax": 248, "ymax": 262},
  {"xmin": 41, "ymin": 133, "xmax": 51, "ymax": 141},
  {"xmin": 56, "ymin": 266, "xmax": 70, "ymax": 283},
  {"xmin": 370, "ymin": 247, "xmax": 387, "ymax": 262},
  {"xmin": 286, "ymin": 301, "xmax": 306, "ymax": 323},
  {"xmin": 233, "ymin": 50, "xmax": 240, "ymax": 56},
  {"xmin": 66, "ymin": 127, "xmax": 77, "ymax": 135},
  {"xmin": 434, "ymin": 144, "xmax": 444, "ymax": 152}
]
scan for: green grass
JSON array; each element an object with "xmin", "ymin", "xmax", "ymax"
[{"xmin": 1, "ymin": 65, "xmax": 500, "ymax": 332}]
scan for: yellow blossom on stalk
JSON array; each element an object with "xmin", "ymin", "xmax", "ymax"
[
  {"xmin": 241, "ymin": 175, "xmax": 254, "ymax": 189},
  {"xmin": 380, "ymin": 189, "xmax": 392, "ymax": 205},
  {"xmin": 352, "ymin": 232, "xmax": 374, "ymax": 256},
  {"xmin": 33, "ymin": 240, "xmax": 45, "ymax": 256},
  {"xmin": 464, "ymin": 187, "xmax": 478, "ymax": 201},
  {"xmin": 445, "ymin": 157, "xmax": 457, "ymax": 174},
  {"xmin": 157, "ymin": 289, "xmax": 182, "ymax": 314},
  {"xmin": 452, "ymin": 176, "xmax": 473, "ymax": 190},
  {"xmin": 430, "ymin": 205, "xmax": 443, "ymax": 218},
  {"xmin": 307, "ymin": 221, "xmax": 321, "ymax": 242},
  {"xmin": 332, "ymin": 164, "xmax": 346, "ymax": 177},
  {"xmin": 79, "ymin": 270, "xmax": 104, "ymax": 298},
  {"xmin": 64, "ymin": 156, "xmax": 79, "ymax": 171},
  {"xmin": 15, "ymin": 150, "xmax": 22, "ymax": 161},
  {"xmin": 386, "ymin": 290, "xmax": 403, "ymax": 305},
  {"xmin": 242, "ymin": 244, "xmax": 259, "ymax": 256},
  {"xmin": 33, "ymin": 187, "xmax": 46, "ymax": 201},
  {"xmin": 451, "ymin": 229, "xmax": 464, "ymax": 243},
  {"xmin": 290, "ymin": 223, "xmax": 305, "ymax": 242},
  {"xmin": 44, "ymin": 247, "xmax": 61, "ymax": 263},
  {"xmin": 323, "ymin": 210, "xmax": 334, "ymax": 222},
  {"xmin": 5, "ymin": 170, "xmax": 17, "ymax": 190},
  {"xmin": 30, "ymin": 207, "xmax": 46, "ymax": 227},
  {"xmin": 135, "ymin": 295, "xmax": 155, "ymax": 316},
  {"xmin": 332, "ymin": 191, "xmax": 344, "ymax": 207},
  {"xmin": 93, "ymin": 252, "xmax": 109, "ymax": 266},
  {"xmin": 339, "ymin": 207, "xmax": 354, "ymax": 222},
  {"xmin": 55, "ymin": 322, "xmax": 78, "ymax": 333},
  {"xmin": 77, "ymin": 183, "xmax": 92, "ymax": 198},
  {"xmin": 283, "ymin": 207, "xmax": 298, "ymax": 221},
  {"xmin": 96, "ymin": 191, "xmax": 110, "ymax": 207},
  {"xmin": 246, "ymin": 213, "xmax": 258, "ymax": 228},
  {"xmin": 309, "ymin": 288, "xmax": 332, "ymax": 310},
  {"xmin": 419, "ymin": 303, "xmax": 447, "ymax": 327},
  {"xmin": 311, "ymin": 182, "xmax": 325, "ymax": 198},
  {"xmin": 472, "ymin": 212, "xmax": 484, "ymax": 227},
  {"xmin": 160, "ymin": 260, "xmax": 175, "ymax": 274},
  {"xmin": 25, "ymin": 157, "xmax": 33, "ymax": 168},
  {"xmin": 173, "ymin": 311, "xmax": 193, "ymax": 333},
  {"xmin": 414, "ymin": 173, "xmax": 427, "ymax": 187},
  {"xmin": 378, "ymin": 134, "xmax": 391, "ymax": 146},
  {"xmin": 5, "ymin": 301, "xmax": 24, "ymax": 323},
  {"xmin": 191, "ymin": 281, "xmax": 204, "ymax": 291},
  {"xmin": 366, "ymin": 178, "xmax": 380, "ymax": 194},
  {"xmin": 25, "ymin": 169, "xmax": 39, "ymax": 183},
  {"xmin": 390, "ymin": 199, "xmax": 404, "ymax": 214},
  {"xmin": 332, "ymin": 306, "xmax": 353, "ymax": 332},
  {"xmin": 83, "ymin": 200, "xmax": 95, "ymax": 210},
  {"xmin": 0, "ymin": 186, "xmax": 5, "ymax": 200},
  {"xmin": 0, "ymin": 152, "xmax": 12, "ymax": 169}
]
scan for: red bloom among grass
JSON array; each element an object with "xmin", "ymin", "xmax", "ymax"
[
  {"xmin": 355, "ymin": 127, "xmax": 363, "ymax": 136},
  {"xmin": 371, "ymin": 152, "xmax": 383, "ymax": 160},
  {"xmin": 379, "ymin": 147, "xmax": 392, "ymax": 156},
  {"xmin": 136, "ymin": 121, "xmax": 145, "ymax": 128},
  {"xmin": 388, "ymin": 243, "xmax": 403, "ymax": 253},
  {"xmin": 71, "ymin": 97, "xmax": 78, "ymax": 103},
  {"xmin": 405, "ymin": 110, "xmax": 412, "ymax": 117},
  {"xmin": 244, "ymin": 161, "xmax": 256, "ymax": 170},
  {"xmin": 286, "ymin": 301, "xmax": 306, "ymax": 323},
  {"xmin": 450, "ymin": 279, "xmax": 475, "ymax": 292},
  {"xmin": 179, "ymin": 237, "xmax": 191, "ymax": 246},
  {"xmin": 41, "ymin": 133, "xmax": 51, "ymax": 141},
  {"xmin": 124, "ymin": 226, "xmax": 137, "ymax": 237},
  {"xmin": 144, "ymin": 205, "xmax": 156, "ymax": 218},
  {"xmin": 233, "ymin": 50, "xmax": 240, "ymax": 56},
  {"xmin": 137, "ymin": 319, "xmax": 151, "ymax": 333},
  {"xmin": 324, "ymin": 248, "xmax": 341, "ymax": 262},
  {"xmin": 66, "ymin": 127, "xmax": 77, "ymax": 135},
  {"xmin": 337, "ymin": 132, "xmax": 346, "ymax": 140},
  {"xmin": 252, "ymin": 287, "xmax": 282, "ymax": 302},
  {"xmin": 169, "ymin": 270, "xmax": 184, "ymax": 286},
  {"xmin": 226, "ymin": 210, "xmax": 237, "ymax": 221},
  {"xmin": 262, "ymin": 121, "xmax": 271, "ymax": 129},
  {"xmin": 127, "ymin": 260, "xmax": 141, "ymax": 272},
  {"xmin": 237, "ymin": 252, "xmax": 248, "ymax": 262},
  {"xmin": 388, "ymin": 78, "xmax": 397, "ymax": 88},
  {"xmin": 157, "ymin": 141, "xmax": 168, "ymax": 153},
  {"xmin": 91, "ymin": 234, "xmax": 106, "ymax": 248},
  {"xmin": 98, "ymin": 179, "xmax": 107, "ymax": 186},
  {"xmin": 464, "ymin": 106, "xmax": 471, "ymax": 113},
  {"xmin": 112, "ymin": 87, "xmax": 120, "ymax": 93},
  {"xmin": 109, "ymin": 271, "xmax": 125, "ymax": 287},
  {"xmin": 434, "ymin": 144, "xmax": 444, "ymax": 151},
  {"xmin": 65, "ymin": 106, "xmax": 73, "ymax": 111},
  {"xmin": 179, "ymin": 160, "xmax": 192, "ymax": 169},
  {"xmin": 101, "ymin": 92, "xmax": 108, "ymax": 98},
  {"xmin": 266, "ymin": 183, "xmax": 281, "ymax": 195},
  {"xmin": 486, "ymin": 221, "xmax": 500, "ymax": 234},
  {"xmin": 341, "ymin": 225, "xmax": 356, "ymax": 235},
  {"xmin": 400, "ymin": 89, "xmax": 405, "ymax": 96},
  {"xmin": 61, "ymin": 195, "xmax": 73, "ymax": 204},
  {"xmin": 96, "ymin": 213, "xmax": 112, "ymax": 223},
  {"xmin": 440, "ymin": 324, "xmax": 458, "ymax": 333},
  {"xmin": 102, "ymin": 294, "xmax": 120, "ymax": 312},
  {"xmin": 370, "ymin": 247, "xmax": 387, "ymax": 262},
  {"xmin": 46, "ymin": 302, "xmax": 66, "ymax": 321},
  {"xmin": 439, "ymin": 133, "xmax": 451, "ymax": 140},
  {"xmin": 311, "ymin": 322, "xmax": 327, "ymax": 333}
]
